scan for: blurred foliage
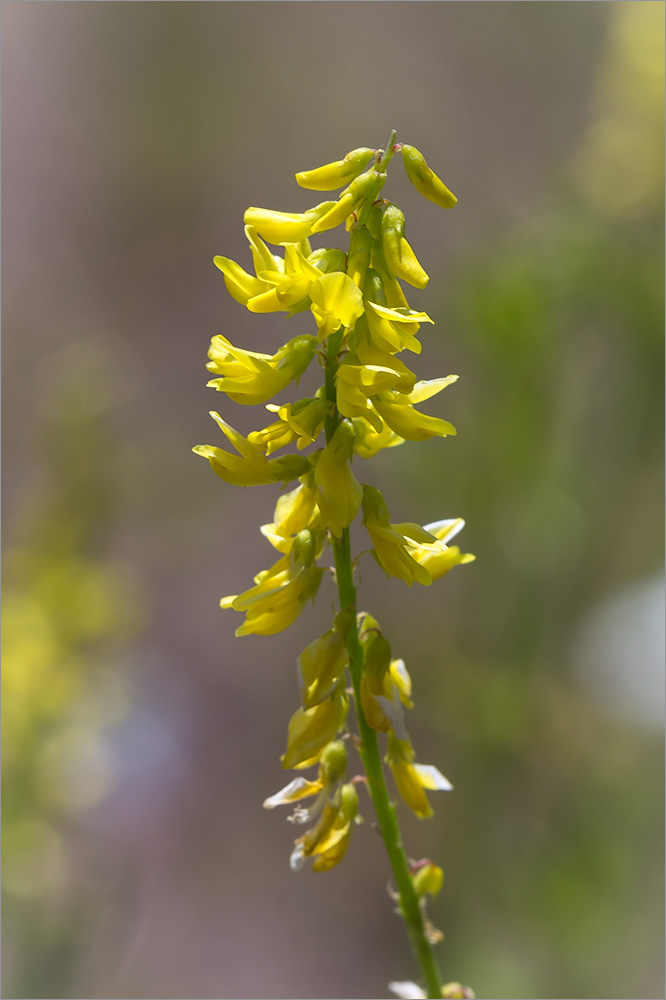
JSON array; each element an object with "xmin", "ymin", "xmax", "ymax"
[
  {"xmin": 1, "ymin": 3, "xmax": 663, "ymax": 999},
  {"xmin": 2, "ymin": 341, "xmax": 144, "ymax": 994},
  {"xmin": 388, "ymin": 5, "xmax": 664, "ymax": 998}
]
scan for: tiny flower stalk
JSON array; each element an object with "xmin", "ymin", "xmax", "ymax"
[{"xmin": 195, "ymin": 130, "xmax": 475, "ymax": 1000}]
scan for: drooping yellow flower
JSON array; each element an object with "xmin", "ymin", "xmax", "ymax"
[
  {"xmin": 362, "ymin": 486, "xmax": 436, "ymax": 586},
  {"xmin": 213, "ymin": 225, "xmax": 282, "ymax": 306},
  {"xmin": 372, "ymin": 377, "xmax": 458, "ymax": 441},
  {"xmin": 193, "ymin": 411, "xmax": 311, "ymax": 487},
  {"xmin": 290, "ymin": 781, "xmax": 359, "ymax": 872},
  {"xmin": 314, "ymin": 420, "xmax": 363, "ymax": 537},
  {"xmin": 206, "ymin": 334, "xmax": 318, "ymax": 405},
  {"xmin": 263, "ymin": 739, "xmax": 348, "ymax": 825},
  {"xmin": 365, "ymin": 301, "xmax": 432, "ymax": 354},
  {"xmin": 246, "ymin": 242, "xmax": 324, "ymax": 314},
  {"xmin": 352, "ymin": 415, "xmax": 405, "ymax": 459},
  {"xmin": 221, "ymin": 529, "xmax": 324, "ymax": 637},
  {"xmin": 348, "ymin": 323, "xmax": 417, "ymax": 394},
  {"xmin": 407, "ymin": 518, "xmax": 475, "ymax": 581},
  {"xmin": 243, "ymin": 201, "xmax": 338, "ymax": 244},
  {"xmin": 263, "ymin": 396, "xmax": 329, "ymax": 450},
  {"xmin": 260, "ymin": 476, "xmax": 319, "ymax": 552},
  {"xmin": 335, "ymin": 355, "xmax": 402, "ymax": 429},
  {"xmin": 386, "ymin": 733, "xmax": 452, "ymax": 819},
  {"xmin": 296, "ymin": 147, "xmax": 376, "ymax": 191},
  {"xmin": 282, "ymin": 684, "xmax": 349, "ymax": 769},
  {"xmin": 309, "ymin": 272, "xmax": 364, "ymax": 339},
  {"xmin": 297, "ymin": 611, "xmax": 351, "ymax": 709}
]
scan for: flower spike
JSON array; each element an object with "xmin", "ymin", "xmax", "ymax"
[{"xmin": 196, "ymin": 134, "xmax": 474, "ymax": 997}]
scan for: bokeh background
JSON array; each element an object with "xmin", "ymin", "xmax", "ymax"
[{"xmin": 2, "ymin": 3, "xmax": 664, "ymax": 999}]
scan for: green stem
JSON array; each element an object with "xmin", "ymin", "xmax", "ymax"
[{"xmin": 323, "ymin": 335, "xmax": 443, "ymax": 1000}]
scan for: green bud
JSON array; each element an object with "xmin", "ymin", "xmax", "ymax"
[
  {"xmin": 441, "ymin": 984, "xmax": 475, "ymax": 1000},
  {"xmin": 347, "ymin": 225, "xmax": 373, "ymax": 289},
  {"xmin": 412, "ymin": 861, "xmax": 444, "ymax": 899},
  {"xmin": 362, "ymin": 269, "xmax": 388, "ymax": 307},
  {"xmin": 401, "ymin": 144, "xmax": 457, "ymax": 209},
  {"xmin": 381, "ymin": 203, "xmax": 429, "ymax": 289},
  {"xmin": 319, "ymin": 740, "xmax": 348, "ymax": 783},
  {"xmin": 291, "ymin": 528, "xmax": 316, "ymax": 567},
  {"xmin": 339, "ymin": 782, "xmax": 359, "ymax": 822}
]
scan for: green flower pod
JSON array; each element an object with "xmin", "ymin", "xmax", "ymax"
[
  {"xmin": 296, "ymin": 147, "xmax": 376, "ymax": 191},
  {"xmin": 401, "ymin": 144, "xmax": 457, "ymax": 209}
]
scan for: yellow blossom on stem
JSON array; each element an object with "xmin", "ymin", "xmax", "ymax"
[
  {"xmin": 193, "ymin": 411, "xmax": 311, "ymax": 486},
  {"xmin": 206, "ymin": 334, "xmax": 318, "ymax": 405},
  {"xmin": 296, "ymin": 147, "xmax": 376, "ymax": 191},
  {"xmin": 314, "ymin": 420, "xmax": 363, "ymax": 537},
  {"xmin": 386, "ymin": 732, "xmax": 453, "ymax": 820}
]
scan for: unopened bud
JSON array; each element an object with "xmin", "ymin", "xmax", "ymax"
[
  {"xmin": 347, "ymin": 225, "xmax": 373, "ymax": 288},
  {"xmin": 441, "ymin": 984, "xmax": 475, "ymax": 1000},
  {"xmin": 319, "ymin": 740, "xmax": 348, "ymax": 783},
  {"xmin": 401, "ymin": 144, "xmax": 457, "ymax": 209},
  {"xmin": 412, "ymin": 861, "xmax": 444, "ymax": 900},
  {"xmin": 296, "ymin": 147, "xmax": 376, "ymax": 191}
]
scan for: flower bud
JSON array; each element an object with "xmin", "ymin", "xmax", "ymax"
[
  {"xmin": 411, "ymin": 861, "xmax": 444, "ymax": 899},
  {"xmin": 401, "ymin": 144, "xmax": 457, "ymax": 209},
  {"xmin": 296, "ymin": 147, "xmax": 376, "ymax": 191},
  {"xmin": 311, "ymin": 169, "xmax": 385, "ymax": 235},
  {"xmin": 441, "ymin": 985, "xmax": 475, "ymax": 1000},
  {"xmin": 298, "ymin": 611, "xmax": 351, "ymax": 709},
  {"xmin": 318, "ymin": 739, "xmax": 348, "ymax": 784},
  {"xmin": 381, "ymin": 204, "xmax": 429, "ymax": 289}
]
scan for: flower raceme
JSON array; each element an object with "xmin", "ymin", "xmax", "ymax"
[{"xmin": 195, "ymin": 135, "xmax": 474, "ymax": 995}]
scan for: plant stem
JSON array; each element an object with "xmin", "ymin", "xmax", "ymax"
[{"xmin": 323, "ymin": 334, "xmax": 443, "ymax": 1000}]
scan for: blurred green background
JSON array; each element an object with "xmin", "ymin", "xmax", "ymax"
[{"xmin": 2, "ymin": 3, "xmax": 664, "ymax": 999}]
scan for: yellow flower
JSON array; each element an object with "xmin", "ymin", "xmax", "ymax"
[
  {"xmin": 407, "ymin": 518, "xmax": 475, "ymax": 581},
  {"xmin": 263, "ymin": 739, "xmax": 348, "ymax": 824},
  {"xmin": 362, "ymin": 486, "xmax": 434, "ymax": 586},
  {"xmin": 243, "ymin": 201, "xmax": 338, "ymax": 244},
  {"xmin": 213, "ymin": 225, "xmax": 282, "ymax": 305},
  {"xmin": 221, "ymin": 529, "xmax": 324, "ymax": 637},
  {"xmin": 372, "ymin": 377, "xmax": 458, "ymax": 441},
  {"xmin": 310, "ymin": 168, "xmax": 385, "ymax": 235},
  {"xmin": 206, "ymin": 334, "xmax": 318, "ymax": 405},
  {"xmin": 309, "ymin": 272, "xmax": 364, "ymax": 339},
  {"xmin": 295, "ymin": 147, "xmax": 376, "ymax": 191},
  {"xmin": 297, "ymin": 611, "xmax": 351, "ymax": 709},
  {"xmin": 365, "ymin": 301, "xmax": 433, "ymax": 354},
  {"xmin": 260, "ymin": 477, "xmax": 318, "ymax": 552},
  {"xmin": 401, "ymin": 144, "xmax": 457, "ymax": 209},
  {"xmin": 193, "ymin": 411, "xmax": 311, "ymax": 487},
  {"xmin": 314, "ymin": 420, "xmax": 363, "ymax": 537},
  {"xmin": 352, "ymin": 416, "xmax": 405, "ymax": 459},
  {"xmin": 348, "ymin": 322, "xmax": 417, "ymax": 394},
  {"xmin": 346, "ymin": 224, "xmax": 373, "ymax": 288},
  {"xmin": 290, "ymin": 781, "xmax": 359, "ymax": 872},
  {"xmin": 282, "ymin": 684, "xmax": 349, "ymax": 769},
  {"xmin": 263, "ymin": 396, "xmax": 329, "ymax": 450},
  {"xmin": 246, "ymin": 242, "xmax": 324, "ymax": 314},
  {"xmin": 386, "ymin": 733, "xmax": 453, "ymax": 819},
  {"xmin": 335, "ymin": 356, "xmax": 402, "ymax": 429},
  {"xmin": 368, "ymin": 242, "xmax": 411, "ymax": 309}
]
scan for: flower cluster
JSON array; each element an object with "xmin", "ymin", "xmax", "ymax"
[{"xmin": 195, "ymin": 137, "xmax": 474, "ymax": 996}]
